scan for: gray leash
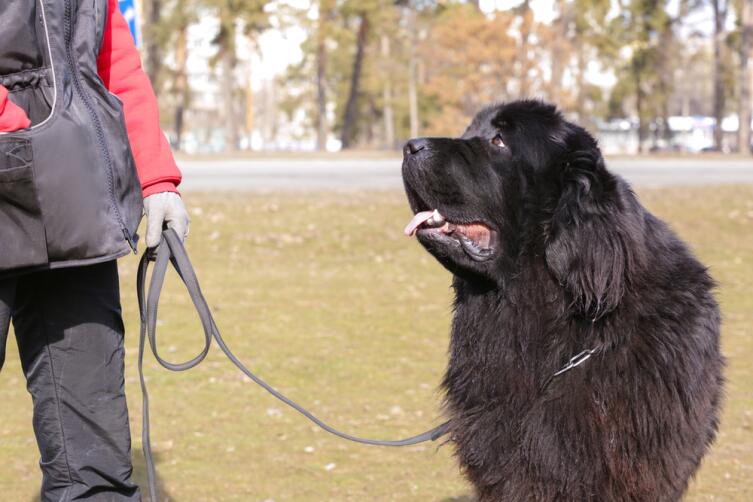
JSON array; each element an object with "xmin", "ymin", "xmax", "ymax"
[{"xmin": 136, "ymin": 229, "xmax": 451, "ymax": 502}]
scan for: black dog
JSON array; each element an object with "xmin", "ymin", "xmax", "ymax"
[{"xmin": 402, "ymin": 100, "xmax": 723, "ymax": 501}]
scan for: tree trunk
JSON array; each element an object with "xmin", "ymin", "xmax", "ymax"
[
  {"xmin": 340, "ymin": 13, "xmax": 369, "ymax": 150},
  {"xmin": 739, "ymin": 0, "xmax": 753, "ymax": 153},
  {"xmin": 381, "ymin": 34, "xmax": 395, "ymax": 149},
  {"xmin": 575, "ymin": 44, "xmax": 587, "ymax": 124},
  {"xmin": 144, "ymin": 0, "xmax": 162, "ymax": 86},
  {"xmin": 173, "ymin": 22, "xmax": 189, "ymax": 150},
  {"xmin": 517, "ymin": 4, "xmax": 533, "ymax": 97},
  {"xmin": 367, "ymin": 97, "xmax": 378, "ymax": 146},
  {"xmin": 549, "ymin": 0, "xmax": 569, "ymax": 104},
  {"xmin": 712, "ymin": 0, "xmax": 727, "ymax": 151},
  {"xmin": 408, "ymin": 59, "xmax": 419, "ymax": 138},
  {"xmin": 315, "ymin": 41, "xmax": 328, "ymax": 151},
  {"xmin": 315, "ymin": 5, "xmax": 329, "ymax": 151},
  {"xmin": 659, "ymin": 22, "xmax": 674, "ymax": 147},
  {"xmin": 633, "ymin": 58, "xmax": 646, "ymax": 154},
  {"xmin": 246, "ymin": 61, "xmax": 255, "ymax": 149},
  {"xmin": 407, "ymin": 9, "xmax": 419, "ymax": 139},
  {"xmin": 221, "ymin": 39, "xmax": 239, "ymax": 152}
]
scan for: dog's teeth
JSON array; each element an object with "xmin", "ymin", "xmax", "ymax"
[{"xmin": 427, "ymin": 210, "xmax": 445, "ymax": 226}]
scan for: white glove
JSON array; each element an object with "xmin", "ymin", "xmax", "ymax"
[{"xmin": 143, "ymin": 192, "xmax": 190, "ymax": 248}]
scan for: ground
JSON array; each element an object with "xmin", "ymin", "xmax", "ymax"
[
  {"xmin": 174, "ymin": 156, "xmax": 753, "ymax": 191},
  {"xmin": 1, "ymin": 186, "xmax": 751, "ymax": 501}
]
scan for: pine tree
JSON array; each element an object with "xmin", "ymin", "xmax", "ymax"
[{"xmin": 205, "ymin": 0, "xmax": 268, "ymax": 151}]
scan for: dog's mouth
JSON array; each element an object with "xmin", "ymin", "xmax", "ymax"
[{"xmin": 404, "ymin": 209, "xmax": 496, "ymax": 261}]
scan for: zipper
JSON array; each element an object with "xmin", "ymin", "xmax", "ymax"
[{"xmin": 63, "ymin": 0, "xmax": 136, "ymax": 252}]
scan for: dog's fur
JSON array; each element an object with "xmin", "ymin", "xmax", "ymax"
[{"xmin": 401, "ymin": 100, "xmax": 723, "ymax": 501}]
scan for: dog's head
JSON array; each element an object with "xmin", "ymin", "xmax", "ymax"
[{"xmin": 402, "ymin": 99, "xmax": 644, "ymax": 317}]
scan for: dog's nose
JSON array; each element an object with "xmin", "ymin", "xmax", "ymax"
[{"xmin": 404, "ymin": 138, "xmax": 429, "ymax": 156}]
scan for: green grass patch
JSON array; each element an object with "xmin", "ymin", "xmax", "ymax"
[{"xmin": 1, "ymin": 186, "xmax": 751, "ymax": 501}]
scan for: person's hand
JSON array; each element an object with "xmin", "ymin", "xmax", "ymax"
[{"xmin": 143, "ymin": 192, "xmax": 190, "ymax": 248}]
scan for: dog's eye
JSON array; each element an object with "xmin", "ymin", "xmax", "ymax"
[{"xmin": 490, "ymin": 135, "xmax": 505, "ymax": 148}]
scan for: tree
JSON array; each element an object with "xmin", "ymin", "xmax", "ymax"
[
  {"xmin": 738, "ymin": 0, "xmax": 753, "ymax": 153},
  {"xmin": 205, "ymin": 0, "xmax": 268, "ymax": 151},
  {"xmin": 315, "ymin": 0, "xmax": 336, "ymax": 150},
  {"xmin": 514, "ymin": 1, "xmax": 536, "ymax": 97},
  {"xmin": 285, "ymin": 0, "xmax": 396, "ymax": 150},
  {"xmin": 380, "ymin": 33, "xmax": 396, "ymax": 148},
  {"xmin": 340, "ymin": 11, "xmax": 370, "ymax": 149},
  {"xmin": 406, "ymin": 6, "xmax": 421, "ymax": 138},
  {"xmin": 420, "ymin": 3, "xmax": 518, "ymax": 135},
  {"xmin": 548, "ymin": 0, "xmax": 571, "ymax": 106},
  {"xmin": 600, "ymin": 0, "xmax": 680, "ymax": 152},
  {"xmin": 271, "ymin": 0, "xmax": 738, "ymax": 154},
  {"xmin": 161, "ymin": 0, "xmax": 196, "ymax": 149},
  {"xmin": 575, "ymin": 0, "xmax": 612, "ymax": 121},
  {"xmin": 712, "ymin": 0, "xmax": 730, "ymax": 150},
  {"xmin": 142, "ymin": 0, "xmax": 165, "ymax": 86}
]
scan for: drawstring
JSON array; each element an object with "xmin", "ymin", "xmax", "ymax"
[{"xmin": 136, "ymin": 229, "xmax": 450, "ymax": 502}]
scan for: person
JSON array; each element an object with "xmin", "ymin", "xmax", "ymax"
[{"xmin": 0, "ymin": 1, "xmax": 189, "ymax": 499}]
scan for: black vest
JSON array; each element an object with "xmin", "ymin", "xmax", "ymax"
[{"xmin": 0, "ymin": 0, "xmax": 143, "ymax": 276}]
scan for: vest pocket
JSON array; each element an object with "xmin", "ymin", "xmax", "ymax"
[
  {"xmin": 0, "ymin": 70, "xmax": 54, "ymax": 126},
  {"xmin": 0, "ymin": 0, "xmax": 55, "ymax": 128},
  {"xmin": 0, "ymin": 139, "xmax": 48, "ymax": 271}
]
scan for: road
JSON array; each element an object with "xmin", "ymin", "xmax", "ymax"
[{"xmin": 177, "ymin": 157, "xmax": 753, "ymax": 191}]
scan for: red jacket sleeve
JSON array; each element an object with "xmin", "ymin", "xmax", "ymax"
[
  {"xmin": 0, "ymin": 85, "xmax": 31, "ymax": 132},
  {"xmin": 97, "ymin": 0, "xmax": 181, "ymax": 197}
]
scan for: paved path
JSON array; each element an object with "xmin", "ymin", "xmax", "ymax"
[{"xmin": 177, "ymin": 157, "xmax": 753, "ymax": 191}]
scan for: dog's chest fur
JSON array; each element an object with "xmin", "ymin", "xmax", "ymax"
[{"xmin": 445, "ymin": 267, "xmax": 573, "ymax": 413}]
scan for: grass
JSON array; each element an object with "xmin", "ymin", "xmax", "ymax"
[{"xmin": 1, "ymin": 186, "xmax": 752, "ymax": 501}]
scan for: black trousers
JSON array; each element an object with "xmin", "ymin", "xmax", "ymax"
[{"xmin": 0, "ymin": 261, "xmax": 140, "ymax": 501}]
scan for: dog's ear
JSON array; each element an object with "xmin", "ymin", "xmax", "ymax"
[{"xmin": 544, "ymin": 141, "xmax": 632, "ymax": 319}]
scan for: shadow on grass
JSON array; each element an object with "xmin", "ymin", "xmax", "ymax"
[
  {"xmin": 132, "ymin": 448, "xmax": 173, "ymax": 502},
  {"xmin": 28, "ymin": 448, "xmax": 172, "ymax": 502},
  {"xmin": 441, "ymin": 495, "xmax": 476, "ymax": 502}
]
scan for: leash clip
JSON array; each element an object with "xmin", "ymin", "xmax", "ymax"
[{"xmin": 552, "ymin": 348, "xmax": 596, "ymax": 377}]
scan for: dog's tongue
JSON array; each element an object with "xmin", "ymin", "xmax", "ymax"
[{"xmin": 404, "ymin": 210, "xmax": 435, "ymax": 236}]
